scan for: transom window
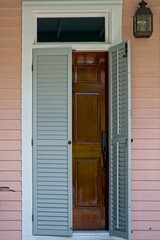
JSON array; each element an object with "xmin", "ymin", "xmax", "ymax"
[{"xmin": 37, "ymin": 17, "xmax": 105, "ymax": 42}]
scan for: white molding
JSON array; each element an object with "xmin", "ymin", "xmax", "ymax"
[
  {"xmin": 23, "ymin": 231, "xmax": 123, "ymax": 240},
  {"xmin": 23, "ymin": 1, "xmax": 123, "ymax": 6},
  {"xmin": 32, "ymin": 43, "xmax": 112, "ymax": 51},
  {"xmin": 23, "ymin": 3, "xmax": 122, "ymax": 47},
  {"xmin": 34, "ymin": 10, "xmax": 111, "ymax": 44}
]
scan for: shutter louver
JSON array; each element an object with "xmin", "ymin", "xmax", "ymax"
[
  {"xmin": 33, "ymin": 48, "xmax": 72, "ymax": 236},
  {"xmin": 109, "ymin": 41, "xmax": 131, "ymax": 240}
]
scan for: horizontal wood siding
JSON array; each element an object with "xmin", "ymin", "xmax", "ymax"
[
  {"xmin": 0, "ymin": 0, "xmax": 22, "ymax": 239},
  {"xmin": 123, "ymin": 1, "xmax": 160, "ymax": 240}
]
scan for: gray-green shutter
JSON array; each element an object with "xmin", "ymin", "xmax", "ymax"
[
  {"xmin": 109, "ymin": 41, "xmax": 131, "ymax": 240},
  {"xmin": 32, "ymin": 48, "xmax": 72, "ymax": 236}
]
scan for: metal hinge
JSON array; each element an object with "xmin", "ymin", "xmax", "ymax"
[
  {"xmin": 32, "ymin": 64, "xmax": 33, "ymax": 71},
  {"xmin": 31, "ymin": 139, "xmax": 33, "ymax": 146},
  {"xmin": 123, "ymin": 42, "xmax": 128, "ymax": 58},
  {"xmin": 32, "ymin": 214, "xmax": 34, "ymax": 221}
]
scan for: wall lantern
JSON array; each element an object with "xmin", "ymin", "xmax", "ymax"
[{"xmin": 133, "ymin": 0, "xmax": 153, "ymax": 38}]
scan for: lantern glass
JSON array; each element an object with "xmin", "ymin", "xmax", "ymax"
[{"xmin": 136, "ymin": 15, "xmax": 152, "ymax": 31}]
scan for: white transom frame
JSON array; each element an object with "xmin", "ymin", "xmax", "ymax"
[
  {"xmin": 34, "ymin": 11, "xmax": 111, "ymax": 44},
  {"xmin": 22, "ymin": 1, "xmax": 123, "ymax": 239},
  {"xmin": 23, "ymin": 2, "xmax": 122, "ymax": 50}
]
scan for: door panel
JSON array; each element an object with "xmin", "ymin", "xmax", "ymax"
[
  {"xmin": 76, "ymin": 159, "xmax": 99, "ymax": 207},
  {"xmin": 75, "ymin": 94, "xmax": 100, "ymax": 142},
  {"xmin": 76, "ymin": 66, "xmax": 99, "ymax": 83},
  {"xmin": 72, "ymin": 52, "xmax": 108, "ymax": 230}
]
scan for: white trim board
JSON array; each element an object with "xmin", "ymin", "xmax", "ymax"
[
  {"xmin": 23, "ymin": 1, "xmax": 123, "ymax": 6},
  {"xmin": 34, "ymin": 11, "xmax": 111, "ymax": 44},
  {"xmin": 23, "ymin": 3, "xmax": 122, "ymax": 47},
  {"xmin": 22, "ymin": 1, "xmax": 123, "ymax": 238}
]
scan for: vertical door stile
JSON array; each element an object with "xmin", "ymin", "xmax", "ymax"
[{"xmin": 67, "ymin": 49, "xmax": 73, "ymax": 233}]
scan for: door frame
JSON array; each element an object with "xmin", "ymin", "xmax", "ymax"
[{"xmin": 22, "ymin": 1, "xmax": 123, "ymax": 239}]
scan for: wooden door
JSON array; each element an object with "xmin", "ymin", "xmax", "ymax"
[{"xmin": 72, "ymin": 52, "xmax": 108, "ymax": 230}]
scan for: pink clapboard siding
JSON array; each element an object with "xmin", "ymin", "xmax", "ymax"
[
  {"xmin": 123, "ymin": 0, "xmax": 160, "ymax": 240},
  {"xmin": 0, "ymin": 0, "xmax": 22, "ymax": 240}
]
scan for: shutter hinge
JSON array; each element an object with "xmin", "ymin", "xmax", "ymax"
[
  {"xmin": 123, "ymin": 42, "xmax": 128, "ymax": 58},
  {"xmin": 32, "ymin": 214, "xmax": 34, "ymax": 221},
  {"xmin": 125, "ymin": 138, "xmax": 128, "ymax": 147},
  {"xmin": 31, "ymin": 139, "xmax": 33, "ymax": 146},
  {"xmin": 32, "ymin": 64, "xmax": 33, "ymax": 71}
]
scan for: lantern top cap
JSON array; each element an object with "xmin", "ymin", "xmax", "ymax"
[{"xmin": 139, "ymin": 0, "xmax": 147, "ymax": 7}]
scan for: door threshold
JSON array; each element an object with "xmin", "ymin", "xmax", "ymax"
[
  {"xmin": 73, "ymin": 231, "xmax": 124, "ymax": 240},
  {"xmin": 73, "ymin": 230, "xmax": 109, "ymax": 239},
  {"xmin": 23, "ymin": 232, "xmax": 124, "ymax": 240}
]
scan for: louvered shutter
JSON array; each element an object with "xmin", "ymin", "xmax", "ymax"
[
  {"xmin": 32, "ymin": 48, "xmax": 72, "ymax": 236},
  {"xmin": 109, "ymin": 41, "xmax": 131, "ymax": 240}
]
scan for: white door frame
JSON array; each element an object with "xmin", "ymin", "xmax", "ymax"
[{"xmin": 22, "ymin": 1, "xmax": 123, "ymax": 239}]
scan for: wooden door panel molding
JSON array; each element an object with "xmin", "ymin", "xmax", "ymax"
[
  {"xmin": 75, "ymin": 158, "xmax": 100, "ymax": 208},
  {"xmin": 73, "ymin": 210, "xmax": 102, "ymax": 230},
  {"xmin": 73, "ymin": 144, "xmax": 101, "ymax": 158},
  {"xmin": 75, "ymin": 65, "xmax": 100, "ymax": 84},
  {"xmin": 74, "ymin": 93, "xmax": 100, "ymax": 143}
]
